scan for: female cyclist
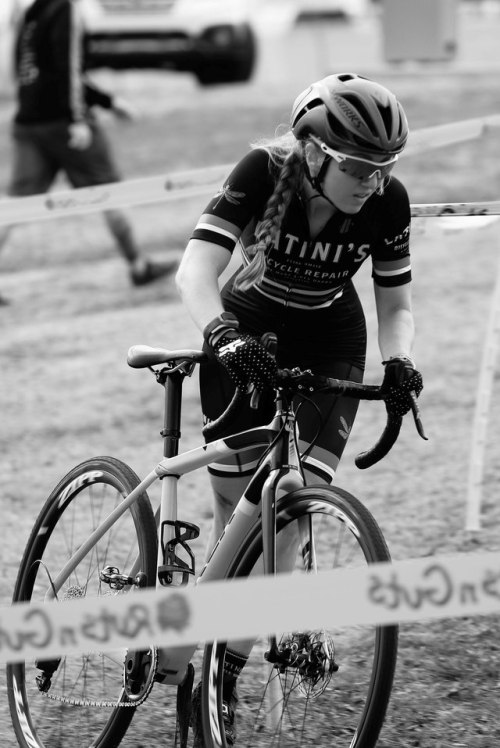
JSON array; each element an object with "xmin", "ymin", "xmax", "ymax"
[{"xmin": 175, "ymin": 72, "xmax": 423, "ymax": 745}]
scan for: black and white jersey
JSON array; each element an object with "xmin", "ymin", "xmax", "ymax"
[
  {"xmin": 192, "ymin": 147, "xmax": 412, "ymax": 368},
  {"xmin": 192, "ymin": 147, "xmax": 411, "ymax": 311}
]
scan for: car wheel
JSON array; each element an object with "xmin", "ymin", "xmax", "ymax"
[{"xmin": 195, "ymin": 25, "xmax": 257, "ymax": 86}]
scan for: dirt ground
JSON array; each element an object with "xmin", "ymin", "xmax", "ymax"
[{"xmin": 2, "ymin": 8, "xmax": 500, "ymax": 747}]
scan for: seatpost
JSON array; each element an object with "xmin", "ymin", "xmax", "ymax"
[{"xmin": 160, "ymin": 370, "xmax": 183, "ymax": 458}]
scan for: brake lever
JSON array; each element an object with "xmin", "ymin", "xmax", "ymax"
[
  {"xmin": 250, "ymin": 385, "xmax": 260, "ymax": 410},
  {"xmin": 410, "ymin": 391, "xmax": 428, "ymax": 440}
]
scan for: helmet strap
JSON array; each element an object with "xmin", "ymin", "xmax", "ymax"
[{"xmin": 304, "ymin": 156, "xmax": 338, "ymax": 210}]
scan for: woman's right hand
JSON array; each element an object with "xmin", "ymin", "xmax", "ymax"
[
  {"xmin": 212, "ymin": 332, "xmax": 278, "ymax": 392},
  {"xmin": 204, "ymin": 313, "xmax": 277, "ymax": 392}
]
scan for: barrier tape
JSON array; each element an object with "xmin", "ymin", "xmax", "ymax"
[
  {"xmin": 1, "ymin": 114, "xmax": 500, "ymax": 227},
  {"xmin": 2, "ymin": 174, "xmax": 500, "ymax": 227},
  {"xmin": 1, "ymin": 550, "xmax": 500, "ymax": 664},
  {"xmin": 411, "ymin": 201, "xmax": 500, "ymax": 218},
  {"xmin": 403, "ymin": 113, "xmax": 500, "ymax": 156},
  {"xmin": 0, "ymin": 163, "xmax": 232, "ymax": 227}
]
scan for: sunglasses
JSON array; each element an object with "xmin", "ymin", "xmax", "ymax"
[{"xmin": 309, "ymin": 135, "xmax": 398, "ymax": 180}]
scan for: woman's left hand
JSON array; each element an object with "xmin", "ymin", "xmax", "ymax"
[{"xmin": 381, "ymin": 357, "xmax": 423, "ymax": 416}]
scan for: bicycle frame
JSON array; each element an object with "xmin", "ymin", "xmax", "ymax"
[{"xmin": 44, "ymin": 361, "xmax": 307, "ymax": 685}]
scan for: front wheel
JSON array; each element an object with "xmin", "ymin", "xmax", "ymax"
[
  {"xmin": 201, "ymin": 485, "xmax": 398, "ymax": 747},
  {"xmin": 7, "ymin": 456, "xmax": 158, "ymax": 748}
]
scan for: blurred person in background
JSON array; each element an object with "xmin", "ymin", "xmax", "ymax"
[
  {"xmin": 175, "ymin": 72, "xmax": 423, "ymax": 746},
  {"xmin": 0, "ymin": 0, "xmax": 177, "ymax": 306}
]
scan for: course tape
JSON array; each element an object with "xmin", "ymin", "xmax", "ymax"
[
  {"xmin": 2, "ymin": 169, "xmax": 500, "ymax": 226},
  {"xmin": 0, "ymin": 163, "xmax": 232, "ymax": 227},
  {"xmin": 1, "ymin": 111, "xmax": 500, "ymax": 226},
  {"xmin": 411, "ymin": 201, "xmax": 500, "ymax": 218},
  {"xmin": 1, "ymin": 550, "xmax": 499, "ymax": 664}
]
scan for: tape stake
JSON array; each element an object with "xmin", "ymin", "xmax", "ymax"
[
  {"xmin": 1, "ymin": 551, "xmax": 500, "ymax": 664},
  {"xmin": 466, "ymin": 246, "xmax": 500, "ymax": 531}
]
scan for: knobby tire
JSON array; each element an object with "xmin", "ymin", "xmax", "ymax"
[{"xmin": 200, "ymin": 485, "xmax": 398, "ymax": 748}]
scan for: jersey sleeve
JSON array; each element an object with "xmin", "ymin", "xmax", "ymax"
[
  {"xmin": 190, "ymin": 148, "xmax": 274, "ymax": 253},
  {"xmin": 370, "ymin": 177, "xmax": 412, "ymax": 288}
]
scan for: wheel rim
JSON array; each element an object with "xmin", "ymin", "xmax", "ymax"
[
  {"xmin": 7, "ymin": 465, "xmax": 154, "ymax": 748},
  {"xmin": 204, "ymin": 489, "xmax": 398, "ymax": 748}
]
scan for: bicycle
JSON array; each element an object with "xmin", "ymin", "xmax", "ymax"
[{"xmin": 7, "ymin": 336, "xmax": 425, "ymax": 748}]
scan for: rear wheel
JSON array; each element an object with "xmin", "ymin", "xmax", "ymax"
[
  {"xmin": 7, "ymin": 456, "xmax": 158, "ymax": 748},
  {"xmin": 201, "ymin": 485, "xmax": 398, "ymax": 747}
]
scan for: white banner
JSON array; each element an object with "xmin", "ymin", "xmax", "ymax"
[{"xmin": 1, "ymin": 551, "xmax": 500, "ymax": 664}]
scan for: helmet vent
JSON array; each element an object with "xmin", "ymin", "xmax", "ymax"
[
  {"xmin": 379, "ymin": 104, "xmax": 395, "ymax": 138},
  {"xmin": 303, "ymin": 98, "xmax": 323, "ymax": 113},
  {"xmin": 342, "ymin": 94, "xmax": 377, "ymax": 136},
  {"xmin": 337, "ymin": 73, "xmax": 357, "ymax": 82},
  {"xmin": 325, "ymin": 111, "xmax": 350, "ymax": 140}
]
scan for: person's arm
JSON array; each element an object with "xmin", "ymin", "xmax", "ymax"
[
  {"xmin": 374, "ymin": 282, "xmax": 415, "ymax": 363},
  {"xmin": 51, "ymin": 1, "xmax": 85, "ymax": 123},
  {"xmin": 374, "ymin": 281, "xmax": 423, "ymax": 416},
  {"xmin": 176, "ymin": 238, "xmax": 277, "ymax": 392},
  {"xmin": 48, "ymin": 1, "xmax": 91, "ymax": 149},
  {"xmin": 175, "ymin": 239, "xmax": 232, "ymax": 333}
]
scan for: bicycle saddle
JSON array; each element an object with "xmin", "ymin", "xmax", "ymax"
[{"xmin": 127, "ymin": 345, "xmax": 206, "ymax": 369}]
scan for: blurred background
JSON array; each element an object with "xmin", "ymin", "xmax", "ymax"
[
  {"xmin": 1, "ymin": 4, "xmax": 500, "ymax": 746},
  {"xmin": 1, "ymin": 0, "xmax": 500, "ymax": 97}
]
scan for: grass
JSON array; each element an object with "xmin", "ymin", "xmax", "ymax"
[{"xmin": 1, "ymin": 54, "xmax": 500, "ymax": 748}]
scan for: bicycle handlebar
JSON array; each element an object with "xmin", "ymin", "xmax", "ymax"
[
  {"xmin": 130, "ymin": 341, "xmax": 425, "ymax": 470},
  {"xmin": 202, "ymin": 369, "xmax": 421, "ymax": 469}
]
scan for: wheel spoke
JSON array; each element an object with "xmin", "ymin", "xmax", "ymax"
[
  {"xmin": 202, "ymin": 486, "xmax": 398, "ymax": 748},
  {"xmin": 7, "ymin": 457, "xmax": 157, "ymax": 748}
]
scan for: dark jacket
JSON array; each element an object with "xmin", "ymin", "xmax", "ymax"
[{"xmin": 14, "ymin": 0, "xmax": 113, "ymax": 124}]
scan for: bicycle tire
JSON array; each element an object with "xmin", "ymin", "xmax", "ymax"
[
  {"xmin": 7, "ymin": 456, "xmax": 158, "ymax": 748},
  {"xmin": 200, "ymin": 485, "xmax": 398, "ymax": 748}
]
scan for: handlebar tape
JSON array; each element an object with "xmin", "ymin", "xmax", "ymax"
[{"xmin": 354, "ymin": 414, "xmax": 402, "ymax": 469}]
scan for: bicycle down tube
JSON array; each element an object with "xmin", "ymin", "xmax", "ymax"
[{"xmin": 43, "ymin": 425, "xmax": 274, "ymax": 603}]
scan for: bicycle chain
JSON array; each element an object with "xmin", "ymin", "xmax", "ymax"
[{"xmin": 41, "ymin": 647, "xmax": 158, "ymax": 709}]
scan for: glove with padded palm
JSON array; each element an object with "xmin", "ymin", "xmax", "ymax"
[
  {"xmin": 381, "ymin": 356, "xmax": 423, "ymax": 417},
  {"xmin": 204, "ymin": 312, "xmax": 277, "ymax": 392}
]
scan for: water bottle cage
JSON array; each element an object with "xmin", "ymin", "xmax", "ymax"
[{"xmin": 158, "ymin": 520, "xmax": 200, "ymax": 586}]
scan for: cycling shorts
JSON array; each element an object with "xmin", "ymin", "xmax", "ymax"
[{"xmin": 200, "ymin": 355, "xmax": 364, "ymax": 485}]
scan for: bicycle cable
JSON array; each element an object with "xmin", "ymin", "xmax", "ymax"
[{"xmin": 294, "ymin": 392, "xmax": 325, "ymax": 462}]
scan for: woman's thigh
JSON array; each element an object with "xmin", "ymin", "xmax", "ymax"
[{"xmin": 200, "ymin": 356, "xmax": 363, "ymax": 483}]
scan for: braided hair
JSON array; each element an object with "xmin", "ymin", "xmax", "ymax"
[{"xmin": 233, "ymin": 131, "xmax": 305, "ymax": 293}]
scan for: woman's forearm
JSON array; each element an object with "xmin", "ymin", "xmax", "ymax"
[
  {"xmin": 378, "ymin": 307, "xmax": 415, "ymax": 361},
  {"xmin": 175, "ymin": 240, "xmax": 231, "ymax": 333}
]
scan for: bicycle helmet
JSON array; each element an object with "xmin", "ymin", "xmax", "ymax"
[{"xmin": 291, "ymin": 73, "xmax": 408, "ymax": 158}]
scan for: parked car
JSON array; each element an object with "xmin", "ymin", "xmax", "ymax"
[{"xmin": 81, "ymin": 0, "xmax": 257, "ymax": 86}]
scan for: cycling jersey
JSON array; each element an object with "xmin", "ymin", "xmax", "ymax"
[{"xmin": 192, "ymin": 147, "xmax": 411, "ymax": 370}]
